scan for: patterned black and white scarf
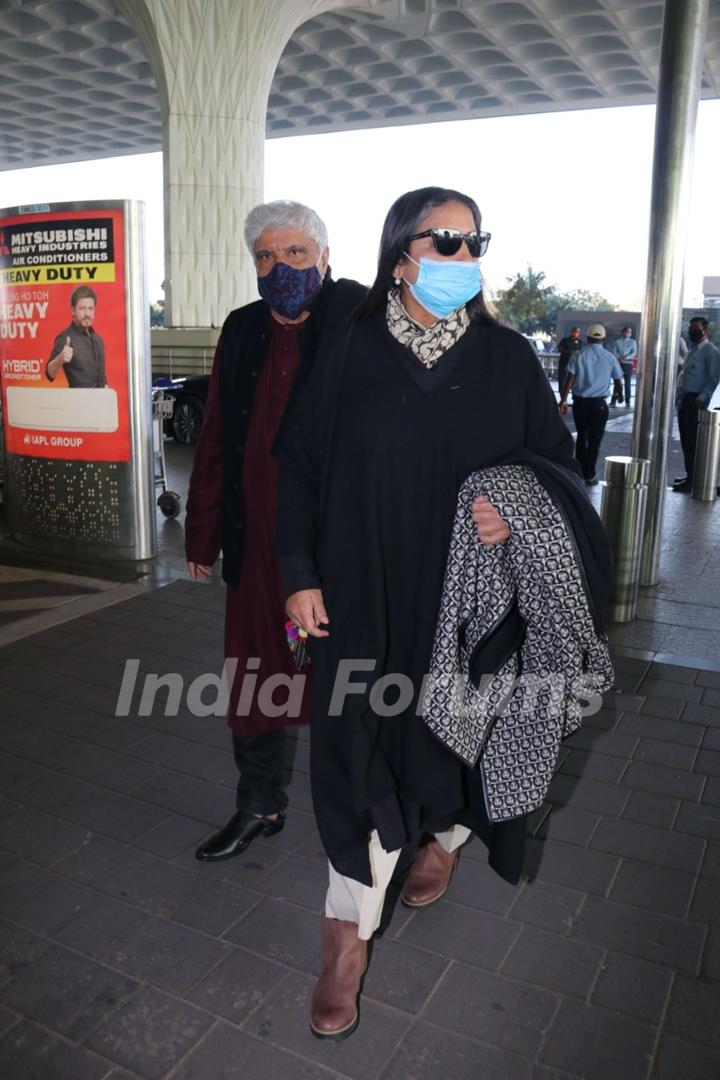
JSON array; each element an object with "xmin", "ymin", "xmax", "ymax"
[
  {"xmin": 385, "ymin": 288, "xmax": 470, "ymax": 368},
  {"xmin": 422, "ymin": 464, "xmax": 614, "ymax": 823}
]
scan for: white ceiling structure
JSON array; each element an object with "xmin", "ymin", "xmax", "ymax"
[{"xmin": 1, "ymin": 0, "xmax": 719, "ymax": 170}]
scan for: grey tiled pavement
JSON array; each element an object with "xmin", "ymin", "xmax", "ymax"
[
  {"xmin": 2, "ymin": 418, "xmax": 720, "ymax": 1079},
  {"xmin": 0, "ymin": 580, "xmax": 719, "ymax": 1079}
]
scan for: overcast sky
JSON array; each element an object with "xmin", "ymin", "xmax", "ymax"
[{"xmin": 2, "ymin": 99, "xmax": 719, "ymax": 311}]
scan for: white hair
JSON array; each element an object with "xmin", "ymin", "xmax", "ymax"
[{"xmin": 243, "ymin": 200, "xmax": 328, "ymax": 255}]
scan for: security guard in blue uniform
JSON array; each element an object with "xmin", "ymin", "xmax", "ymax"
[
  {"xmin": 673, "ymin": 317, "xmax": 720, "ymax": 492},
  {"xmin": 559, "ymin": 323, "xmax": 623, "ymax": 485}
]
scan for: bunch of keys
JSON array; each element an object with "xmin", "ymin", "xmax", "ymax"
[{"xmin": 285, "ymin": 620, "xmax": 310, "ymax": 669}]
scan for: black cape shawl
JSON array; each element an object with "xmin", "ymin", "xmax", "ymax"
[{"xmin": 277, "ymin": 313, "xmax": 609, "ymax": 886}]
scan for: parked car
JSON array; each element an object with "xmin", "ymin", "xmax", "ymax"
[
  {"xmin": 522, "ymin": 334, "xmax": 545, "ymax": 354},
  {"xmin": 154, "ymin": 375, "xmax": 210, "ymax": 444}
]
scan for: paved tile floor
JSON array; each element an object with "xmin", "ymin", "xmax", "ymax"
[
  {"xmin": 0, "ymin": 579, "xmax": 718, "ymax": 1079},
  {"xmin": 0, "ymin": 566, "xmax": 146, "ymax": 647}
]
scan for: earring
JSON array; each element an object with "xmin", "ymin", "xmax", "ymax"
[{"xmin": 393, "ymin": 276, "xmax": 401, "ymax": 285}]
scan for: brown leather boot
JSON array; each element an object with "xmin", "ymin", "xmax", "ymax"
[
  {"xmin": 310, "ymin": 916, "xmax": 368, "ymax": 1041},
  {"xmin": 400, "ymin": 835, "xmax": 459, "ymax": 908}
]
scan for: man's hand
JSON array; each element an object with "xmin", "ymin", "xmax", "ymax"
[
  {"xmin": 471, "ymin": 496, "xmax": 511, "ymax": 544},
  {"xmin": 286, "ymin": 589, "xmax": 330, "ymax": 638},
  {"xmin": 559, "ymin": 401, "xmax": 569, "ymax": 415},
  {"xmin": 60, "ymin": 336, "xmax": 73, "ymax": 364},
  {"xmin": 188, "ymin": 561, "xmax": 213, "ymax": 581},
  {"xmin": 696, "ymin": 398, "xmax": 707, "ymax": 409},
  {"xmin": 47, "ymin": 337, "xmax": 74, "ymax": 380}
]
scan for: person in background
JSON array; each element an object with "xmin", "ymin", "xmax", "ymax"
[
  {"xmin": 672, "ymin": 317, "xmax": 720, "ymax": 492},
  {"xmin": 185, "ymin": 200, "xmax": 365, "ymax": 862},
  {"xmin": 678, "ymin": 334, "xmax": 689, "ymax": 368},
  {"xmin": 559, "ymin": 323, "xmax": 624, "ymax": 485},
  {"xmin": 611, "ymin": 326, "xmax": 637, "ymax": 407},
  {"xmin": 556, "ymin": 326, "xmax": 582, "ymax": 400}
]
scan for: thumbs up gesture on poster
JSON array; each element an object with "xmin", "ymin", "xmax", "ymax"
[{"xmin": 61, "ymin": 336, "xmax": 73, "ymax": 364}]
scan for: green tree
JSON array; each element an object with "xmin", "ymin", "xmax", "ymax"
[
  {"xmin": 552, "ymin": 288, "xmax": 615, "ymax": 314},
  {"xmin": 495, "ymin": 265, "xmax": 554, "ymax": 334},
  {"xmin": 546, "ymin": 288, "xmax": 616, "ymax": 337},
  {"xmin": 150, "ymin": 299, "xmax": 165, "ymax": 327},
  {"xmin": 496, "ymin": 267, "xmax": 616, "ymax": 336}
]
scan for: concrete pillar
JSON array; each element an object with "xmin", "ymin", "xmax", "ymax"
[
  {"xmin": 632, "ymin": 0, "xmax": 710, "ymax": 585},
  {"xmin": 117, "ymin": 0, "xmax": 357, "ymax": 329}
]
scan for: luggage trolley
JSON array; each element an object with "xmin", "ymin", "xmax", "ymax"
[{"xmin": 152, "ymin": 387, "xmax": 182, "ymax": 518}]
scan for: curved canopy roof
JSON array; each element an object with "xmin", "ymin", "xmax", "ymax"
[{"xmin": 1, "ymin": 0, "xmax": 719, "ymax": 170}]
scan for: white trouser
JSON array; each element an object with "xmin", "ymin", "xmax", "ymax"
[{"xmin": 325, "ymin": 825, "xmax": 471, "ymax": 940}]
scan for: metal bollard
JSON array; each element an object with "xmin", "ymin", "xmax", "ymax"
[
  {"xmin": 601, "ymin": 456, "xmax": 650, "ymax": 623},
  {"xmin": 692, "ymin": 408, "xmax": 720, "ymax": 502}
]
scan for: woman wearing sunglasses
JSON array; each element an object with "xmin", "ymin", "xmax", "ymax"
[{"xmin": 277, "ymin": 187, "xmax": 578, "ymax": 1040}]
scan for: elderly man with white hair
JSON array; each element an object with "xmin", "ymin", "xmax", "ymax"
[{"xmin": 185, "ymin": 201, "xmax": 365, "ymax": 862}]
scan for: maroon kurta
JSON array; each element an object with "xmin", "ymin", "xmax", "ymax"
[{"xmin": 186, "ymin": 318, "xmax": 311, "ymax": 735}]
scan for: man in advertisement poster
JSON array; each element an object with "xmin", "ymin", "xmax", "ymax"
[
  {"xmin": 46, "ymin": 285, "xmax": 107, "ymax": 388},
  {"xmin": 185, "ymin": 200, "xmax": 365, "ymax": 863}
]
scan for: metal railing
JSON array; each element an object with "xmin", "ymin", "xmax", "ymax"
[
  {"xmin": 538, "ymin": 351, "xmax": 560, "ymax": 380},
  {"xmin": 150, "ymin": 328, "xmax": 220, "ymax": 380}
]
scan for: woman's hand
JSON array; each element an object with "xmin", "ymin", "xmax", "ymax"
[
  {"xmin": 286, "ymin": 589, "xmax": 330, "ymax": 638},
  {"xmin": 188, "ymin": 561, "xmax": 213, "ymax": 581},
  {"xmin": 471, "ymin": 496, "xmax": 511, "ymax": 544}
]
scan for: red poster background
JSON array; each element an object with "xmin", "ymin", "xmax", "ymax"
[{"xmin": 0, "ymin": 207, "xmax": 130, "ymax": 462}]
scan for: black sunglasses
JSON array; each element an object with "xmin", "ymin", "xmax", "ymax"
[{"xmin": 406, "ymin": 227, "xmax": 491, "ymax": 258}]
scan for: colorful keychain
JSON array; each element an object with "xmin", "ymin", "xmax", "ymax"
[{"xmin": 285, "ymin": 620, "xmax": 310, "ymax": 669}]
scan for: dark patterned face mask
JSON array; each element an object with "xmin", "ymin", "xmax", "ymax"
[{"xmin": 257, "ymin": 261, "xmax": 323, "ymax": 319}]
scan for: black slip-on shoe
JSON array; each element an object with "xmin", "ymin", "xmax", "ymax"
[{"xmin": 195, "ymin": 810, "xmax": 285, "ymax": 862}]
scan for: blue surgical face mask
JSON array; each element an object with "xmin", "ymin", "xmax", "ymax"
[{"xmin": 402, "ymin": 255, "xmax": 482, "ymax": 319}]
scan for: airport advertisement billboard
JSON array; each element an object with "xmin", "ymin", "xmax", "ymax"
[{"xmin": 0, "ymin": 205, "xmax": 131, "ymax": 462}]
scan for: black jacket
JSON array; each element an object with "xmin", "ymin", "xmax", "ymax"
[
  {"xmin": 186, "ymin": 273, "xmax": 366, "ymax": 585},
  {"xmin": 558, "ymin": 335, "xmax": 582, "ymax": 360}
]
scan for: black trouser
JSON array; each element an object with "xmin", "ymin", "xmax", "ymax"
[
  {"xmin": 677, "ymin": 392, "xmax": 701, "ymax": 480},
  {"xmin": 233, "ymin": 730, "xmax": 288, "ymax": 816},
  {"xmin": 557, "ymin": 354, "xmax": 570, "ymax": 396},
  {"xmin": 572, "ymin": 396, "xmax": 609, "ymax": 481},
  {"xmin": 611, "ymin": 362, "xmax": 633, "ymax": 405}
]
